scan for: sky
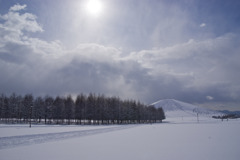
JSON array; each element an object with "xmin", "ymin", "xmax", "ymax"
[{"xmin": 0, "ymin": 0, "xmax": 240, "ymax": 110}]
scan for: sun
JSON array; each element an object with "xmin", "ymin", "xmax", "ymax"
[{"xmin": 86, "ymin": 0, "xmax": 103, "ymax": 16}]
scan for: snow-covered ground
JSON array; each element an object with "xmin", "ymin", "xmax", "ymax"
[
  {"xmin": 0, "ymin": 118, "xmax": 240, "ymax": 160},
  {"xmin": 152, "ymin": 99, "xmax": 222, "ymax": 118}
]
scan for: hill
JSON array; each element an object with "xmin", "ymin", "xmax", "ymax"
[{"xmin": 151, "ymin": 99, "xmax": 221, "ymax": 118}]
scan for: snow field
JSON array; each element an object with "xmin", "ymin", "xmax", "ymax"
[
  {"xmin": 0, "ymin": 124, "xmax": 118, "ymax": 138},
  {"xmin": 0, "ymin": 119, "xmax": 240, "ymax": 160},
  {"xmin": 0, "ymin": 125, "xmax": 134, "ymax": 150}
]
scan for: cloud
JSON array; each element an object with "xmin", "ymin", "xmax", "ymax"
[
  {"xmin": 9, "ymin": 4, "xmax": 27, "ymax": 12},
  {"xmin": 206, "ymin": 96, "xmax": 214, "ymax": 100},
  {"xmin": 200, "ymin": 23, "xmax": 206, "ymax": 27},
  {"xmin": 0, "ymin": 4, "xmax": 43, "ymax": 42},
  {"xmin": 1, "ymin": 4, "xmax": 240, "ymax": 110},
  {"xmin": 128, "ymin": 33, "xmax": 240, "ymax": 103},
  {"xmin": 0, "ymin": 5, "xmax": 146, "ymax": 100},
  {"xmin": 149, "ymin": 3, "xmax": 191, "ymax": 48}
]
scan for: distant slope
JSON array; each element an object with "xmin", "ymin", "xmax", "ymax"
[{"xmin": 151, "ymin": 99, "xmax": 221, "ymax": 118}]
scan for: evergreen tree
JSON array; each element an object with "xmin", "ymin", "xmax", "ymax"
[
  {"xmin": 53, "ymin": 96, "xmax": 65, "ymax": 124},
  {"xmin": 64, "ymin": 95, "xmax": 75, "ymax": 124},
  {"xmin": 2, "ymin": 95, "xmax": 10, "ymax": 122},
  {"xmin": 22, "ymin": 94, "xmax": 33, "ymax": 122},
  {"xmin": 34, "ymin": 96, "xmax": 44, "ymax": 123},
  {"xmin": 44, "ymin": 96, "xmax": 54, "ymax": 124},
  {"xmin": 9, "ymin": 93, "xmax": 19, "ymax": 122},
  {"xmin": 0, "ymin": 93, "xmax": 165, "ymax": 125},
  {"xmin": 86, "ymin": 93, "xmax": 95, "ymax": 124},
  {"xmin": 75, "ymin": 94, "xmax": 86, "ymax": 124}
]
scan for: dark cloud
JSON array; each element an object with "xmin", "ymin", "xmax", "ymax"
[{"xmin": 129, "ymin": 34, "xmax": 240, "ymax": 105}]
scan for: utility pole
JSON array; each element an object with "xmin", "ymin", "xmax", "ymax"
[
  {"xmin": 193, "ymin": 108, "xmax": 199, "ymax": 123},
  {"xmin": 197, "ymin": 113, "xmax": 199, "ymax": 123}
]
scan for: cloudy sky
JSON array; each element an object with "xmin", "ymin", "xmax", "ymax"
[{"xmin": 0, "ymin": 0, "xmax": 240, "ymax": 110}]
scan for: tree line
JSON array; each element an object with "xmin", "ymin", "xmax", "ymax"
[
  {"xmin": 0, "ymin": 93, "xmax": 165, "ymax": 125},
  {"xmin": 212, "ymin": 114, "xmax": 239, "ymax": 121}
]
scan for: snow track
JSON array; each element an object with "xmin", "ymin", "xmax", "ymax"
[{"xmin": 0, "ymin": 125, "xmax": 135, "ymax": 150}]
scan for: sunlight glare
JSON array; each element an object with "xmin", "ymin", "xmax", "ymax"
[{"xmin": 86, "ymin": 0, "xmax": 103, "ymax": 16}]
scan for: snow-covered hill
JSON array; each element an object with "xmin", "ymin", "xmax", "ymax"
[{"xmin": 151, "ymin": 99, "xmax": 221, "ymax": 118}]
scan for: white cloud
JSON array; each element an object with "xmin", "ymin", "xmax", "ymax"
[
  {"xmin": 71, "ymin": 43, "xmax": 122, "ymax": 63},
  {"xmin": 206, "ymin": 96, "xmax": 214, "ymax": 100},
  {"xmin": 200, "ymin": 23, "xmax": 206, "ymax": 27},
  {"xmin": 0, "ymin": 4, "xmax": 43, "ymax": 42},
  {"xmin": 9, "ymin": 4, "xmax": 27, "ymax": 12}
]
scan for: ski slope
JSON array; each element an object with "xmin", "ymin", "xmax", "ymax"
[{"xmin": 0, "ymin": 119, "xmax": 240, "ymax": 160}]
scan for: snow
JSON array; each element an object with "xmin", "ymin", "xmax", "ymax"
[
  {"xmin": 0, "ymin": 124, "xmax": 118, "ymax": 138},
  {"xmin": 0, "ymin": 118, "xmax": 240, "ymax": 160},
  {"xmin": 0, "ymin": 125, "xmax": 133, "ymax": 150},
  {"xmin": 152, "ymin": 99, "xmax": 222, "ymax": 118}
]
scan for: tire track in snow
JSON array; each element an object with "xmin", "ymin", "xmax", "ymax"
[{"xmin": 0, "ymin": 125, "xmax": 135, "ymax": 150}]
